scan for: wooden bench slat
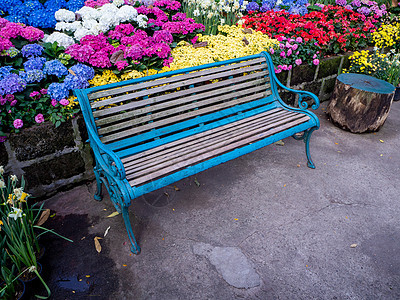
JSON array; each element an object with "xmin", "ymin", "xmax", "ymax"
[
  {"xmin": 127, "ymin": 115, "xmax": 310, "ymax": 186},
  {"xmin": 93, "ymin": 71, "xmax": 270, "ymax": 119},
  {"xmin": 96, "ymin": 82, "xmax": 270, "ymax": 133},
  {"xmin": 90, "ymin": 63, "xmax": 268, "ymax": 109},
  {"xmin": 121, "ymin": 107, "xmax": 284, "ymax": 165},
  {"xmin": 99, "ymin": 92, "xmax": 268, "ymax": 143},
  {"xmin": 88, "ymin": 57, "xmax": 266, "ymax": 100},
  {"xmin": 124, "ymin": 110, "xmax": 297, "ymax": 173}
]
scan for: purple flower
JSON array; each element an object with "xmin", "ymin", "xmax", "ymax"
[
  {"xmin": 0, "ymin": 136, "xmax": 6, "ymax": 143},
  {"xmin": 246, "ymin": 1, "xmax": 260, "ymax": 11},
  {"xmin": 35, "ymin": 113, "xmax": 44, "ymax": 123},
  {"xmin": 13, "ymin": 119, "xmax": 23, "ymax": 129},
  {"xmin": 351, "ymin": 0, "xmax": 361, "ymax": 7},
  {"xmin": 280, "ymin": 51, "xmax": 286, "ymax": 57},
  {"xmin": 357, "ymin": 6, "xmax": 371, "ymax": 15},
  {"xmin": 287, "ymin": 49, "xmax": 292, "ymax": 56},
  {"xmin": 335, "ymin": 0, "xmax": 347, "ymax": 6},
  {"xmin": 270, "ymin": 48, "xmax": 274, "ymax": 54},
  {"xmin": 51, "ymin": 99, "xmax": 58, "ymax": 106},
  {"xmin": 21, "ymin": 43, "xmax": 44, "ymax": 58},
  {"xmin": 0, "ymin": 74, "xmax": 26, "ymax": 95}
]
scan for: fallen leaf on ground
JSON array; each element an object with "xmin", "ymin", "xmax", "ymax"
[
  {"xmin": 50, "ymin": 213, "xmax": 56, "ymax": 218},
  {"xmin": 104, "ymin": 226, "xmax": 111, "ymax": 237},
  {"xmin": 123, "ymin": 264, "xmax": 127, "ymax": 267},
  {"xmin": 350, "ymin": 243, "xmax": 357, "ymax": 248},
  {"xmin": 36, "ymin": 209, "xmax": 50, "ymax": 226},
  {"xmin": 379, "ymin": 139, "xmax": 384, "ymax": 143},
  {"xmin": 86, "ymin": 275, "xmax": 91, "ymax": 278},
  {"xmin": 274, "ymin": 140, "xmax": 285, "ymax": 146},
  {"xmin": 94, "ymin": 237, "xmax": 103, "ymax": 253},
  {"xmin": 297, "ymin": 164, "xmax": 300, "ymax": 167},
  {"xmin": 174, "ymin": 186, "xmax": 180, "ymax": 191},
  {"xmin": 194, "ymin": 178, "xmax": 200, "ymax": 187},
  {"xmin": 107, "ymin": 211, "xmax": 119, "ymax": 218}
]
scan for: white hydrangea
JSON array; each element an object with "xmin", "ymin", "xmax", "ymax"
[
  {"xmin": 77, "ymin": 6, "xmax": 101, "ymax": 21},
  {"xmin": 55, "ymin": 21, "xmax": 81, "ymax": 32},
  {"xmin": 136, "ymin": 14, "xmax": 148, "ymax": 28},
  {"xmin": 43, "ymin": 32, "xmax": 75, "ymax": 48},
  {"xmin": 113, "ymin": 0, "xmax": 125, "ymax": 7},
  {"xmin": 99, "ymin": 3, "xmax": 119, "ymax": 15},
  {"xmin": 55, "ymin": 9, "xmax": 76, "ymax": 22},
  {"xmin": 74, "ymin": 27, "xmax": 91, "ymax": 41},
  {"xmin": 82, "ymin": 19, "xmax": 98, "ymax": 30},
  {"xmin": 99, "ymin": 14, "xmax": 120, "ymax": 31},
  {"xmin": 116, "ymin": 5, "xmax": 138, "ymax": 22}
]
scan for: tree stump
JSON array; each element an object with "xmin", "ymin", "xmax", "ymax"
[{"xmin": 326, "ymin": 73, "xmax": 395, "ymax": 133}]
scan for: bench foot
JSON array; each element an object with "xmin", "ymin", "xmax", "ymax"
[
  {"xmin": 293, "ymin": 127, "xmax": 317, "ymax": 169},
  {"xmin": 122, "ymin": 205, "xmax": 141, "ymax": 254},
  {"xmin": 94, "ymin": 166, "xmax": 103, "ymax": 201}
]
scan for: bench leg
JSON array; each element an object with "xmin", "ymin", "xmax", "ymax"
[
  {"xmin": 94, "ymin": 165, "xmax": 103, "ymax": 201},
  {"xmin": 122, "ymin": 205, "xmax": 141, "ymax": 254},
  {"xmin": 293, "ymin": 127, "xmax": 317, "ymax": 169}
]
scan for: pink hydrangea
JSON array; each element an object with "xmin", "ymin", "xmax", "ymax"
[
  {"xmin": 20, "ymin": 26, "xmax": 44, "ymax": 41},
  {"xmin": 30, "ymin": 91, "xmax": 41, "ymax": 99},
  {"xmin": 115, "ymin": 60, "xmax": 129, "ymax": 70},
  {"xmin": 13, "ymin": 119, "xmax": 23, "ymax": 129},
  {"xmin": 35, "ymin": 114, "xmax": 44, "ymax": 124},
  {"xmin": 0, "ymin": 37, "xmax": 13, "ymax": 51},
  {"xmin": 59, "ymin": 99, "xmax": 70, "ymax": 106}
]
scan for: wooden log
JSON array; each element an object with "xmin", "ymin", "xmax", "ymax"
[{"xmin": 326, "ymin": 73, "xmax": 395, "ymax": 133}]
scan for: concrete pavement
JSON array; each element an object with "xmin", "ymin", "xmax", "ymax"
[{"xmin": 43, "ymin": 101, "xmax": 400, "ymax": 300}]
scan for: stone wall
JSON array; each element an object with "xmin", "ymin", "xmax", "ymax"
[
  {"xmin": 0, "ymin": 116, "xmax": 94, "ymax": 198},
  {"xmin": 0, "ymin": 53, "xmax": 350, "ymax": 197},
  {"xmin": 276, "ymin": 53, "xmax": 351, "ymax": 105}
]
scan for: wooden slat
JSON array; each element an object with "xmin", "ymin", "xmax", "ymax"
[
  {"xmin": 121, "ymin": 107, "xmax": 284, "ymax": 165},
  {"xmin": 99, "ymin": 92, "xmax": 268, "ymax": 143},
  {"xmin": 96, "ymin": 81, "xmax": 270, "ymax": 130},
  {"xmin": 89, "ymin": 57, "xmax": 267, "ymax": 100},
  {"xmin": 93, "ymin": 70, "xmax": 270, "ymax": 119},
  {"xmin": 90, "ymin": 63, "xmax": 269, "ymax": 109},
  {"xmin": 127, "ymin": 115, "xmax": 310, "ymax": 186},
  {"xmin": 124, "ymin": 110, "xmax": 296, "ymax": 173}
]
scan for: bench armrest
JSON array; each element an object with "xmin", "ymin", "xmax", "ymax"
[
  {"xmin": 274, "ymin": 79, "xmax": 320, "ymax": 110},
  {"xmin": 260, "ymin": 51, "xmax": 320, "ymax": 110},
  {"xmin": 86, "ymin": 121, "xmax": 126, "ymax": 180}
]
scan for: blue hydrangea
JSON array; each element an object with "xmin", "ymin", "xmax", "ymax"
[
  {"xmin": 298, "ymin": 5, "xmax": 308, "ymax": 15},
  {"xmin": 8, "ymin": 0, "xmax": 43, "ymax": 20},
  {"xmin": 44, "ymin": 0, "xmax": 67, "ymax": 10},
  {"xmin": 0, "ymin": 66, "xmax": 15, "ymax": 81},
  {"xmin": 48, "ymin": 82, "xmax": 69, "ymax": 101},
  {"xmin": 246, "ymin": 1, "xmax": 260, "ymax": 11},
  {"xmin": 21, "ymin": 70, "xmax": 45, "ymax": 83},
  {"xmin": 23, "ymin": 57, "xmax": 46, "ymax": 71},
  {"xmin": 0, "ymin": 0, "xmax": 23, "ymax": 13},
  {"xmin": 43, "ymin": 60, "xmax": 68, "ymax": 78},
  {"xmin": 66, "ymin": 0, "xmax": 84, "ymax": 12},
  {"xmin": 282, "ymin": 0, "xmax": 294, "ymax": 6},
  {"xmin": 4, "ymin": 14, "xmax": 26, "ymax": 24},
  {"xmin": 69, "ymin": 64, "xmax": 95, "ymax": 81},
  {"xmin": 28, "ymin": 9, "xmax": 57, "ymax": 28},
  {"xmin": 21, "ymin": 44, "xmax": 44, "ymax": 58},
  {"xmin": 63, "ymin": 74, "xmax": 90, "ymax": 90},
  {"xmin": 296, "ymin": 0, "xmax": 308, "ymax": 6},
  {"xmin": 0, "ymin": 74, "xmax": 27, "ymax": 96}
]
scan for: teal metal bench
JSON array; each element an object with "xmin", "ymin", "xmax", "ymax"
[{"xmin": 74, "ymin": 52, "xmax": 320, "ymax": 254}]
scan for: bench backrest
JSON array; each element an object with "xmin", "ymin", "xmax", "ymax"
[{"xmin": 77, "ymin": 53, "xmax": 276, "ymax": 156}]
